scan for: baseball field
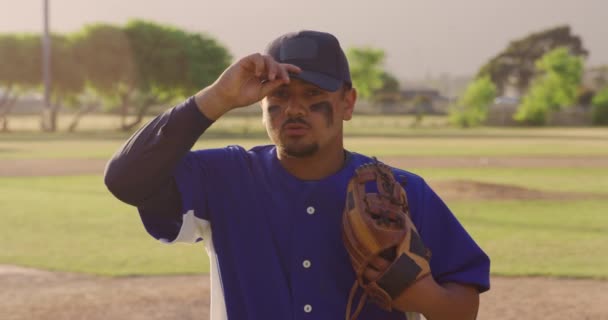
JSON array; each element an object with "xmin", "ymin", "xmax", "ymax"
[{"xmin": 1, "ymin": 114, "xmax": 607, "ymax": 319}]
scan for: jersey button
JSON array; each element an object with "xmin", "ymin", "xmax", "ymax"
[
  {"xmin": 306, "ymin": 206, "xmax": 315, "ymax": 215},
  {"xmin": 303, "ymin": 304, "xmax": 312, "ymax": 313},
  {"xmin": 302, "ymin": 260, "xmax": 311, "ymax": 268}
]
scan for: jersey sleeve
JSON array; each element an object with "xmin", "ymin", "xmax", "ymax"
[
  {"xmin": 140, "ymin": 146, "xmax": 247, "ymax": 244},
  {"xmin": 103, "ymin": 95, "xmax": 219, "ymax": 244},
  {"xmin": 411, "ymin": 179, "xmax": 491, "ymax": 292}
]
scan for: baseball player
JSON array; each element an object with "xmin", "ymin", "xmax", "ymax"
[{"xmin": 105, "ymin": 30, "xmax": 490, "ymax": 320}]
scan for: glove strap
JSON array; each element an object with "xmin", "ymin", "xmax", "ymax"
[{"xmin": 345, "ymin": 281, "xmax": 367, "ymax": 320}]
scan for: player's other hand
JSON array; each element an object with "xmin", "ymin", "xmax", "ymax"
[
  {"xmin": 195, "ymin": 54, "xmax": 301, "ymax": 120},
  {"xmin": 364, "ymin": 256, "xmax": 434, "ymax": 313}
]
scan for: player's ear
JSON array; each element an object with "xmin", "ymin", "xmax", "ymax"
[{"xmin": 342, "ymin": 86, "xmax": 356, "ymax": 121}]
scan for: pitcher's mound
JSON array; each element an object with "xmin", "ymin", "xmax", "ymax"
[{"xmin": 429, "ymin": 180, "xmax": 600, "ymax": 201}]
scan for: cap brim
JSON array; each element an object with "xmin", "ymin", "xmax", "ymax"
[{"xmin": 289, "ymin": 70, "xmax": 342, "ymax": 92}]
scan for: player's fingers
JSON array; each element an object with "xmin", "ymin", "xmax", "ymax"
[
  {"xmin": 259, "ymin": 78, "xmax": 285, "ymax": 97},
  {"xmin": 278, "ymin": 63, "xmax": 302, "ymax": 82},
  {"xmin": 238, "ymin": 53, "xmax": 266, "ymax": 78},
  {"xmin": 276, "ymin": 64, "xmax": 289, "ymax": 83},
  {"xmin": 363, "ymin": 266, "xmax": 381, "ymax": 281},
  {"xmin": 263, "ymin": 55, "xmax": 278, "ymax": 81},
  {"xmin": 249, "ymin": 53, "xmax": 265, "ymax": 77},
  {"xmin": 369, "ymin": 256, "xmax": 391, "ymax": 271},
  {"xmin": 283, "ymin": 64, "xmax": 302, "ymax": 78},
  {"xmin": 363, "ymin": 257, "xmax": 391, "ymax": 282},
  {"xmin": 283, "ymin": 64, "xmax": 302, "ymax": 74}
]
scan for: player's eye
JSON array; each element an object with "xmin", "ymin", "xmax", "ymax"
[
  {"xmin": 306, "ymin": 88, "xmax": 323, "ymax": 96},
  {"xmin": 267, "ymin": 105, "xmax": 281, "ymax": 114}
]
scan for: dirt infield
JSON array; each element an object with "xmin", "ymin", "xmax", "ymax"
[
  {"xmin": 2, "ymin": 156, "xmax": 607, "ymax": 319},
  {"xmin": 1, "ymin": 157, "xmax": 605, "ymax": 202},
  {"xmin": 0, "ymin": 159, "xmax": 109, "ymax": 177},
  {"xmin": 1, "ymin": 265, "xmax": 606, "ymax": 320}
]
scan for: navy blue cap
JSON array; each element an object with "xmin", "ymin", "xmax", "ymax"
[{"xmin": 264, "ymin": 30, "xmax": 351, "ymax": 92}]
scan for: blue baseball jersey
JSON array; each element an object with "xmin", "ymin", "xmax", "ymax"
[{"xmin": 138, "ymin": 144, "xmax": 490, "ymax": 320}]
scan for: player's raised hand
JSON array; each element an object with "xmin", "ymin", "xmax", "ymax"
[{"xmin": 195, "ymin": 54, "xmax": 301, "ymax": 120}]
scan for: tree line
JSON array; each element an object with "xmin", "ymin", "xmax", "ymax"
[
  {"xmin": 2, "ymin": 23, "xmax": 607, "ymax": 132},
  {"xmin": 451, "ymin": 25, "xmax": 608, "ymax": 127},
  {"xmin": 0, "ymin": 20, "xmax": 231, "ymax": 132},
  {"xmin": 343, "ymin": 25, "xmax": 608, "ymax": 127},
  {"xmin": 0, "ymin": 19, "xmax": 402, "ymax": 133}
]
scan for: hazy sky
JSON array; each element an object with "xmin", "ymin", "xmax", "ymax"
[{"xmin": 1, "ymin": 0, "xmax": 605, "ymax": 80}]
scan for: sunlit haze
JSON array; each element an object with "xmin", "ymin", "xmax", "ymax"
[{"xmin": 1, "ymin": 0, "xmax": 605, "ymax": 80}]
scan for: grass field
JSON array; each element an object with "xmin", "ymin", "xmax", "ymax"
[
  {"xmin": 414, "ymin": 167, "xmax": 608, "ymax": 195},
  {"xmin": 3, "ymin": 136, "xmax": 608, "ymax": 159},
  {"xmin": 0, "ymin": 175, "xmax": 207, "ymax": 276},
  {"xmin": 1, "ymin": 175, "xmax": 607, "ymax": 277},
  {"xmin": 1, "ymin": 114, "xmax": 607, "ymax": 278},
  {"xmin": 450, "ymin": 199, "xmax": 608, "ymax": 278}
]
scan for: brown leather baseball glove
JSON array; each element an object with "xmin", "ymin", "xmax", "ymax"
[{"xmin": 342, "ymin": 159, "xmax": 432, "ymax": 320}]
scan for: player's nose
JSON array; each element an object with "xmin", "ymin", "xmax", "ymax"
[{"xmin": 285, "ymin": 97, "xmax": 307, "ymax": 118}]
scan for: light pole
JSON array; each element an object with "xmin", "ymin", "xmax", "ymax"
[{"xmin": 42, "ymin": 0, "xmax": 52, "ymax": 131}]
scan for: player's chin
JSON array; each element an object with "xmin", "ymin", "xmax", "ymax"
[{"xmin": 281, "ymin": 142, "xmax": 319, "ymax": 158}]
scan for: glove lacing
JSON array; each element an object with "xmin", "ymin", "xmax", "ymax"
[{"xmin": 346, "ymin": 280, "xmax": 367, "ymax": 320}]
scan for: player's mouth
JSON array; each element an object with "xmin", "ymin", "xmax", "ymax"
[{"xmin": 281, "ymin": 119, "xmax": 311, "ymax": 136}]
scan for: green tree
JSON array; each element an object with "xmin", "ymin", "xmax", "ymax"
[
  {"xmin": 376, "ymin": 71, "xmax": 400, "ymax": 94},
  {"xmin": 577, "ymin": 87, "xmax": 595, "ymax": 107},
  {"xmin": 370, "ymin": 71, "xmax": 402, "ymax": 106},
  {"xmin": 183, "ymin": 32, "xmax": 232, "ymax": 93},
  {"xmin": 0, "ymin": 34, "xmax": 41, "ymax": 131},
  {"xmin": 411, "ymin": 95, "xmax": 432, "ymax": 127},
  {"xmin": 591, "ymin": 87, "xmax": 608, "ymax": 125},
  {"xmin": 347, "ymin": 47, "xmax": 385, "ymax": 100},
  {"xmin": 121, "ymin": 20, "xmax": 231, "ymax": 131},
  {"xmin": 449, "ymin": 76, "xmax": 497, "ymax": 127},
  {"xmin": 478, "ymin": 25, "xmax": 588, "ymax": 95},
  {"xmin": 70, "ymin": 23, "xmax": 136, "ymax": 131},
  {"xmin": 514, "ymin": 47, "xmax": 583, "ymax": 125}
]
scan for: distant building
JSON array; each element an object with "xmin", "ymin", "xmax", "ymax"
[
  {"xmin": 373, "ymin": 87, "xmax": 451, "ymax": 114},
  {"xmin": 547, "ymin": 107, "xmax": 592, "ymax": 126},
  {"xmin": 486, "ymin": 95, "xmax": 592, "ymax": 126},
  {"xmin": 583, "ymin": 66, "xmax": 608, "ymax": 90},
  {"xmin": 485, "ymin": 96, "xmax": 519, "ymax": 126},
  {"xmin": 0, "ymin": 90, "xmax": 43, "ymax": 114}
]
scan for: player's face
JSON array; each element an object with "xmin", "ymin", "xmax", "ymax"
[{"xmin": 261, "ymin": 78, "xmax": 355, "ymax": 158}]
